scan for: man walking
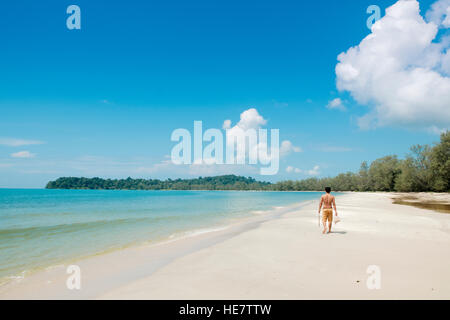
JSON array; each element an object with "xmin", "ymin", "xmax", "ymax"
[{"xmin": 318, "ymin": 187, "xmax": 338, "ymax": 234}]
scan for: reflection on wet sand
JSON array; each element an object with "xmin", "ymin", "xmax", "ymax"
[{"xmin": 392, "ymin": 195, "xmax": 450, "ymax": 214}]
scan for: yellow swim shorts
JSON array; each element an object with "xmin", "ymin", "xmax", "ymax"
[{"xmin": 322, "ymin": 209, "xmax": 333, "ymax": 224}]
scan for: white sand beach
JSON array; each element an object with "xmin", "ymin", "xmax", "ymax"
[{"xmin": 1, "ymin": 192, "xmax": 449, "ymax": 300}]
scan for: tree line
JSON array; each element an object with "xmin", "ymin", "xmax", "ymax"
[
  {"xmin": 46, "ymin": 131, "xmax": 449, "ymax": 192},
  {"xmin": 273, "ymin": 131, "xmax": 449, "ymax": 192},
  {"xmin": 46, "ymin": 175, "xmax": 272, "ymax": 191}
]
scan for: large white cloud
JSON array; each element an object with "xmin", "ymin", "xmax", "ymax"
[
  {"xmin": 225, "ymin": 108, "xmax": 301, "ymax": 164},
  {"xmin": 336, "ymin": 0, "xmax": 450, "ymax": 131},
  {"xmin": 143, "ymin": 108, "xmax": 302, "ymax": 177}
]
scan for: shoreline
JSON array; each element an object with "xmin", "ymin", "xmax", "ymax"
[
  {"xmin": 0, "ymin": 199, "xmax": 315, "ymax": 299},
  {"xmin": 1, "ymin": 192, "xmax": 450, "ymax": 299},
  {"xmin": 0, "ymin": 190, "xmax": 322, "ymax": 288}
]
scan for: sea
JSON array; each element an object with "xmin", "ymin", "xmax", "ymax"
[{"xmin": 0, "ymin": 189, "xmax": 322, "ymax": 283}]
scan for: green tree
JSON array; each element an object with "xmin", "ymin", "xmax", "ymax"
[
  {"xmin": 395, "ymin": 145, "xmax": 432, "ymax": 192},
  {"xmin": 429, "ymin": 131, "xmax": 450, "ymax": 192},
  {"xmin": 358, "ymin": 161, "xmax": 371, "ymax": 191},
  {"xmin": 369, "ymin": 156, "xmax": 401, "ymax": 191}
]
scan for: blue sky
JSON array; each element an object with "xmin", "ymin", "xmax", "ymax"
[{"xmin": 0, "ymin": 0, "xmax": 447, "ymax": 188}]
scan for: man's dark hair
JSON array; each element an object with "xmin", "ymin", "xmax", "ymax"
[{"xmin": 325, "ymin": 187, "xmax": 331, "ymax": 193}]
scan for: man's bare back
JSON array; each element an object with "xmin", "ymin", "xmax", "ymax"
[{"xmin": 320, "ymin": 193, "xmax": 335, "ymax": 209}]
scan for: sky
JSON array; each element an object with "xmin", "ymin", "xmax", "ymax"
[{"xmin": 0, "ymin": 0, "xmax": 449, "ymax": 188}]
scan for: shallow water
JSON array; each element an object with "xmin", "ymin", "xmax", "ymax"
[{"xmin": 0, "ymin": 189, "xmax": 322, "ymax": 282}]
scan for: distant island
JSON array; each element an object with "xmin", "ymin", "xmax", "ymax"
[
  {"xmin": 47, "ymin": 131, "xmax": 449, "ymax": 192},
  {"xmin": 46, "ymin": 175, "xmax": 272, "ymax": 191}
]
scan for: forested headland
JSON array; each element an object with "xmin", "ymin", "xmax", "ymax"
[
  {"xmin": 46, "ymin": 175, "xmax": 271, "ymax": 191},
  {"xmin": 46, "ymin": 131, "xmax": 449, "ymax": 192}
]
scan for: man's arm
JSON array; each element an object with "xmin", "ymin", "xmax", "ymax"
[
  {"xmin": 318, "ymin": 196, "xmax": 323, "ymax": 214},
  {"xmin": 332, "ymin": 196, "xmax": 338, "ymax": 216}
]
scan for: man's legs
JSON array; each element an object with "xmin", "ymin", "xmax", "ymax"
[
  {"xmin": 322, "ymin": 210, "xmax": 331, "ymax": 234},
  {"xmin": 328, "ymin": 221, "xmax": 332, "ymax": 233},
  {"xmin": 322, "ymin": 213, "xmax": 327, "ymax": 234}
]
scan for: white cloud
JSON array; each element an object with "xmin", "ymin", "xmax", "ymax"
[
  {"xmin": 286, "ymin": 165, "xmax": 319, "ymax": 175},
  {"xmin": 426, "ymin": 0, "xmax": 450, "ymax": 27},
  {"xmin": 280, "ymin": 140, "xmax": 302, "ymax": 156},
  {"xmin": 286, "ymin": 166, "xmax": 302, "ymax": 173},
  {"xmin": 225, "ymin": 108, "xmax": 266, "ymax": 164},
  {"xmin": 336, "ymin": 0, "xmax": 450, "ymax": 131},
  {"xmin": 445, "ymin": 8, "xmax": 450, "ymax": 27},
  {"xmin": 0, "ymin": 138, "xmax": 45, "ymax": 147},
  {"xmin": 326, "ymin": 98, "xmax": 346, "ymax": 111},
  {"xmin": 307, "ymin": 165, "xmax": 320, "ymax": 176},
  {"xmin": 155, "ymin": 108, "xmax": 300, "ymax": 177},
  {"xmin": 11, "ymin": 151, "xmax": 36, "ymax": 158},
  {"xmin": 222, "ymin": 119, "xmax": 232, "ymax": 129},
  {"xmin": 233, "ymin": 108, "xmax": 267, "ymax": 130},
  {"xmin": 225, "ymin": 108, "xmax": 300, "ymax": 165}
]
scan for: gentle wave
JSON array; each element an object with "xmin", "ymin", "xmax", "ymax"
[{"xmin": 0, "ymin": 215, "xmax": 182, "ymax": 240}]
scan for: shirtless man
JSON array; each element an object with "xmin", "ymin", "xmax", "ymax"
[{"xmin": 318, "ymin": 187, "xmax": 338, "ymax": 234}]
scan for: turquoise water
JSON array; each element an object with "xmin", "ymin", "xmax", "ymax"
[{"xmin": 0, "ymin": 189, "xmax": 321, "ymax": 282}]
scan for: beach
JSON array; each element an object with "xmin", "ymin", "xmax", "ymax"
[{"xmin": 1, "ymin": 192, "xmax": 449, "ymax": 299}]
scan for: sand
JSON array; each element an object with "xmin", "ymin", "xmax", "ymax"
[{"xmin": 1, "ymin": 192, "xmax": 449, "ymax": 300}]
